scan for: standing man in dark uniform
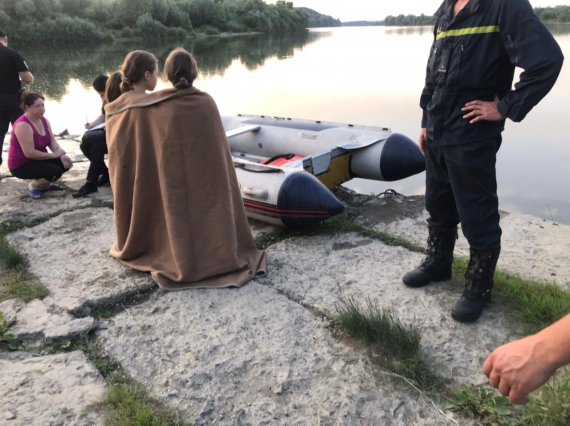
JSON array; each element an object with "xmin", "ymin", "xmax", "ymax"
[
  {"xmin": 0, "ymin": 30, "xmax": 34, "ymax": 167},
  {"xmin": 403, "ymin": 0, "xmax": 563, "ymax": 322}
]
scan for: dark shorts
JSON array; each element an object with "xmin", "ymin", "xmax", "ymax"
[{"xmin": 10, "ymin": 158, "xmax": 67, "ymax": 182}]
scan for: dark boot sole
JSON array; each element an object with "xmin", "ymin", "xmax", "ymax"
[
  {"xmin": 402, "ymin": 272, "xmax": 452, "ymax": 288},
  {"xmin": 451, "ymin": 297, "xmax": 490, "ymax": 323}
]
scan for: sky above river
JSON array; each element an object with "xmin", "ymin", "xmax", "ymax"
[{"xmin": 270, "ymin": 0, "xmax": 570, "ymax": 22}]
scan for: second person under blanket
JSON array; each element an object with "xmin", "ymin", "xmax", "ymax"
[{"xmin": 104, "ymin": 48, "xmax": 267, "ymax": 289}]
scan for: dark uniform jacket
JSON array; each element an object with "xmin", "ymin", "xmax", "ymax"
[
  {"xmin": 421, "ymin": 0, "xmax": 564, "ymax": 145},
  {"xmin": 0, "ymin": 44, "xmax": 29, "ymax": 94}
]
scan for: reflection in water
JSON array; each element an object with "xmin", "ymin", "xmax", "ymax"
[
  {"xmin": 16, "ymin": 31, "xmax": 326, "ymax": 98},
  {"xmin": 545, "ymin": 22, "xmax": 570, "ymax": 35},
  {"xmin": 190, "ymin": 31, "xmax": 328, "ymax": 76}
]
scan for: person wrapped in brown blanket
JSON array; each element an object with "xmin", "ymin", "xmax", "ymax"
[{"xmin": 105, "ymin": 49, "xmax": 267, "ymax": 289}]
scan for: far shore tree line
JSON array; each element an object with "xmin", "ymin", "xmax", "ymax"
[
  {"xmin": 384, "ymin": 6, "xmax": 570, "ymax": 26},
  {"xmin": 0, "ymin": 1, "xmax": 568, "ymax": 46},
  {"xmin": 0, "ymin": 0, "xmax": 308, "ymax": 44}
]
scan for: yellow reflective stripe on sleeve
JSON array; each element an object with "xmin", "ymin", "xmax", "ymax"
[{"xmin": 436, "ymin": 25, "xmax": 500, "ymax": 40}]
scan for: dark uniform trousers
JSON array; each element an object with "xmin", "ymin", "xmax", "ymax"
[
  {"xmin": 425, "ymin": 137, "xmax": 502, "ymax": 250},
  {"xmin": 0, "ymin": 92, "xmax": 23, "ymax": 165},
  {"xmin": 79, "ymin": 128, "xmax": 108, "ymax": 183}
]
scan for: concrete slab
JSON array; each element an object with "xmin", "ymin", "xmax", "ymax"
[
  {"xmin": 97, "ymin": 284, "xmax": 458, "ymax": 425},
  {"xmin": 5, "ymin": 208, "xmax": 155, "ymax": 313},
  {"xmin": 262, "ymin": 233, "xmax": 513, "ymax": 386},
  {"xmin": 0, "ymin": 299, "xmax": 96, "ymax": 345},
  {"xmin": 0, "ymin": 351, "xmax": 106, "ymax": 426}
]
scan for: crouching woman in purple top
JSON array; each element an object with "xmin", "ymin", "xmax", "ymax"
[{"xmin": 8, "ymin": 92, "xmax": 73, "ymax": 199}]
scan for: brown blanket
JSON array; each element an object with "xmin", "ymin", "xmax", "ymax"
[{"xmin": 105, "ymin": 88, "xmax": 266, "ymax": 289}]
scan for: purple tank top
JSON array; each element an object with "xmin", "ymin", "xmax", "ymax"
[{"xmin": 8, "ymin": 114, "xmax": 52, "ymax": 170}]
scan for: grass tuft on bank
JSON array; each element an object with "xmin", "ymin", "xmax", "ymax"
[
  {"xmin": 0, "ymin": 311, "xmax": 16, "ymax": 349},
  {"xmin": 0, "ymin": 271, "xmax": 49, "ymax": 303},
  {"xmin": 0, "ymin": 234, "xmax": 49, "ymax": 303},
  {"xmin": 0, "ymin": 237, "xmax": 26, "ymax": 270},
  {"xmin": 105, "ymin": 384, "xmax": 182, "ymax": 426},
  {"xmin": 335, "ymin": 297, "xmax": 442, "ymax": 389},
  {"xmin": 448, "ymin": 367, "xmax": 570, "ymax": 426}
]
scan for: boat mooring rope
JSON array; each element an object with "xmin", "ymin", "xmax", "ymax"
[{"xmin": 375, "ymin": 189, "xmax": 403, "ymax": 198}]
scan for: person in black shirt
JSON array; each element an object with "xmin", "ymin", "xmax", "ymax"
[{"xmin": 0, "ymin": 30, "xmax": 34, "ymax": 167}]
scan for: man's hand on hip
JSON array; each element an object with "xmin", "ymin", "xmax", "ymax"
[{"xmin": 462, "ymin": 100, "xmax": 505, "ymax": 124}]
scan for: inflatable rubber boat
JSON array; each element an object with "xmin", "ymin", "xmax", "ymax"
[{"xmin": 223, "ymin": 115, "xmax": 425, "ymax": 229}]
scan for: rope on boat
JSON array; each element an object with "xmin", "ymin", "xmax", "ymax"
[{"xmin": 375, "ymin": 189, "xmax": 403, "ymax": 198}]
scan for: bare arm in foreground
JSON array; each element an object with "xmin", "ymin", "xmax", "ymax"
[{"xmin": 483, "ymin": 314, "xmax": 570, "ymax": 404}]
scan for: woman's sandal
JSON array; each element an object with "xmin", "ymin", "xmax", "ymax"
[{"xmin": 28, "ymin": 187, "xmax": 42, "ymax": 199}]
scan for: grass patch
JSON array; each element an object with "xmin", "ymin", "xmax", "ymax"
[
  {"xmin": 494, "ymin": 271, "xmax": 570, "ymax": 333},
  {"xmin": 0, "ymin": 237, "xmax": 26, "ymax": 270},
  {"xmin": 47, "ymin": 333, "xmax": 184, "ymax": 425},
  {"xmin": 335, "ymin": 297, "xmax": 442, "ymax": 389},
  {"xmin": 91, "ymin": 306, "xmax": 114, "ymax": 320},
  {"xmin": 105, "ymin": 384, "xmax": 182, "ymax": 426},
  {"xmin": 452, "ymin": 259, "xmax": 570, "ymax": 334},
  {"xmin": 448, "ymin": 386, "xmax": 519, "ymax": 425},
  {"xmin": 0, "ymin": 233, "xmax": 47, "ymax": 303},
  {"xmin": 0, "ymin": 271, "xmax": 49, "ymax": 303},
  {"xmin": 0, "ymin": 311, "xmax": 17, "ymax": 349},
  {"xmin": 448, "ymin": 368, "xmax": 570, "ymax": 425},
  {"xmin": 520, "ymin": 367, "xmax": 570, "ymax": 426}
]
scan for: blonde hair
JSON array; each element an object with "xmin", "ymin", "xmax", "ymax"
[
  {"xmin": 119, "ymin": 50, "xmax": 158, "ymax": 93},
  {"xmin": 164, "ymin": 47, "xmax": 198, "ymax": 90}
]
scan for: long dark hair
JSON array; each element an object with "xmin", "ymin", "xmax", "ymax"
[
  {"xmin": 164, "ymin": 47, "xmax": 198, "ymax": 90},
  {"xmin": 105, "ymin": 71, "xmax": 123, "ymax": 104},
  {"xmin": 119, "ymin": 50, "xmax": 158, "ymax": 93}
]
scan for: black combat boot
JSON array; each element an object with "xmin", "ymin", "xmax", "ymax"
[
  {"xmin": 72, "ymin": 182, "xmax": 98, "ymax": 198},
  {"xmin": 451, "ymin": 247, "xmax": 501, "ymax": 323},
  {"xmin": 403, "ymin": 226, "xmax": 457, "ymax": 288}
]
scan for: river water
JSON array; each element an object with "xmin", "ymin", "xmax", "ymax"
[{"xmin": 4, "ymin": 25, "xmax": 570, "ymax": 223}]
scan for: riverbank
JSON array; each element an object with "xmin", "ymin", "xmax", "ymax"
[{"xmin": 1, "ymin": 152, "xmax": 569, "ymax": 424}]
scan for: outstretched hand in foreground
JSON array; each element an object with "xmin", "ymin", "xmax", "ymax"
[{"xmin": 483, "ymin": 314, "xmax": 570, "ymax": 404}]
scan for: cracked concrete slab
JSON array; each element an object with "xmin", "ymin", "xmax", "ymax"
[
  {"xmin": 5, "ymin": 208, "xmax": 155, "ymax": 313},
  {"xmin": 0, "ymin": 299, "xmax": 96, "ymax": 345},
  {"xmin": 0, "ymin": 351, "xmax": 106, "ymax": 426},
  {"xmin": 262, "ymin": 233, "xmax": 514, "ymax": 386},
  {"xmin": 97, "ymin": 283, "xmax": 459, "ymax": 425}
]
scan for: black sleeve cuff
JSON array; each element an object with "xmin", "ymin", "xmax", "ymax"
[{"xmin": 497, "ymin": 99, "xmax": 510, "ymax": 118}]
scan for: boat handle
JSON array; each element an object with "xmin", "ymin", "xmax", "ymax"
[{"xmin": 242, "ymin": 187, "xmax": 269, "ymax": 199}]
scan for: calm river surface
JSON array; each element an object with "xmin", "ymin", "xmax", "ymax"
[{"xmin": 4, "ymin": 26, "xmax": 570, "ymax": 223}]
